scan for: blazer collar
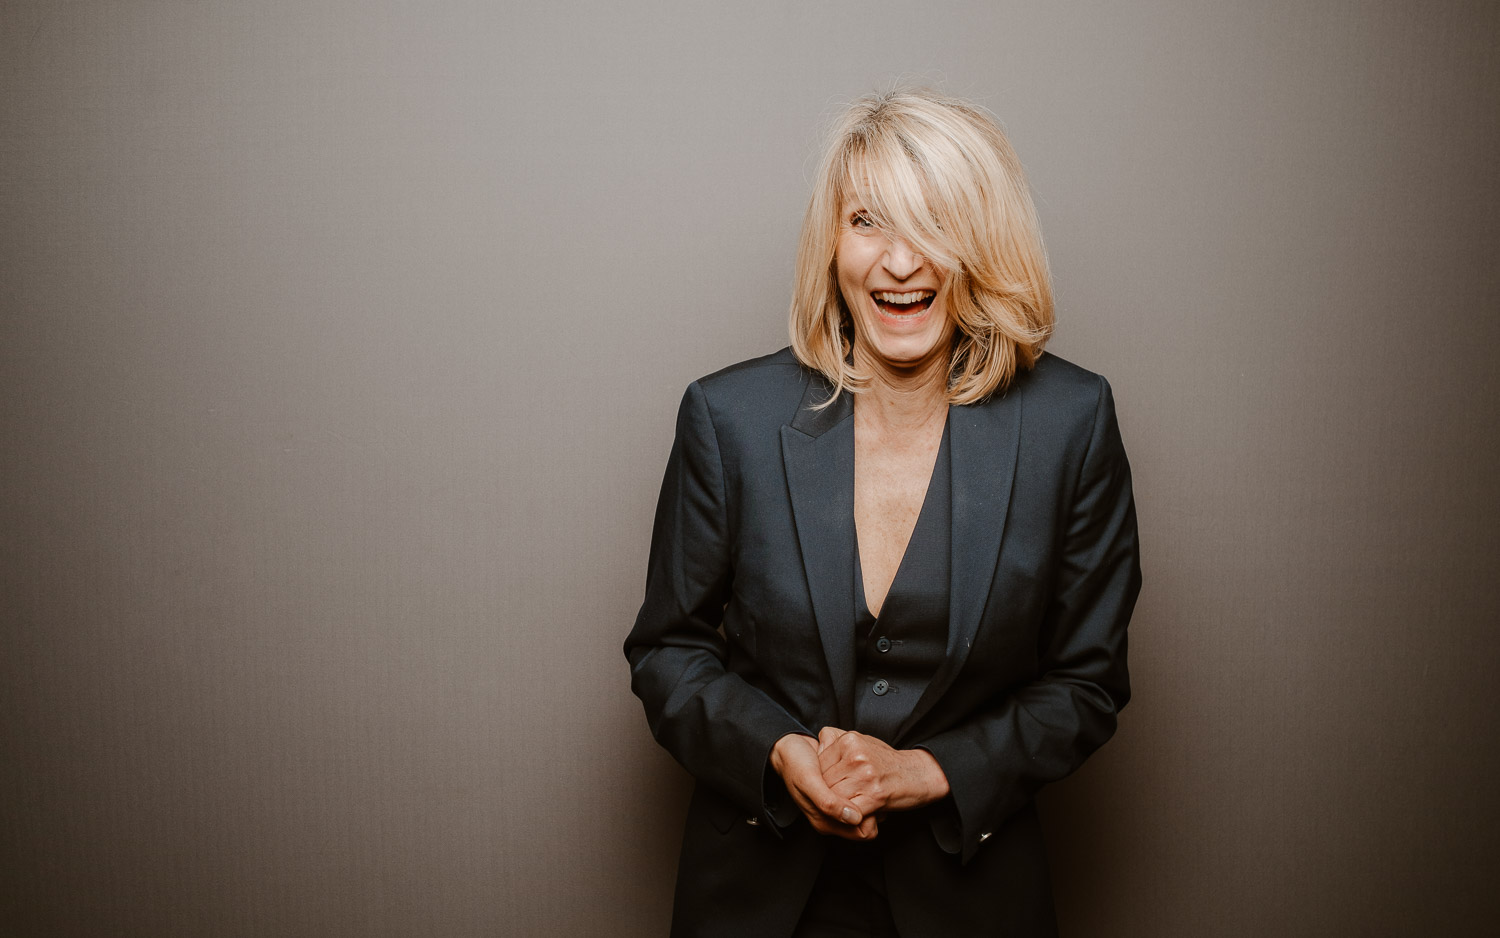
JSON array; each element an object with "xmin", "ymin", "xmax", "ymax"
[
  {"xmin": 781, "ymin": 373, "xmax": 857, "ymax": 727},
  {"xmin": 780, "ymin": 371, "xmax": 1023, "ymax": 738},
  {"xmin": 896, "ymin": 388, "xmax": 1022, "ymax": 741},
  {"xmin": 787, "ymin": 372, "xmax": 853, "ymax": 438}
]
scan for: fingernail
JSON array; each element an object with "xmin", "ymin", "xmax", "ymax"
[{"xmin": 841, "ymin": 807, "xmax": 856, "ymax": 824}]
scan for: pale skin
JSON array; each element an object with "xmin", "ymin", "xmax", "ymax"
[{"xmin": 770, "ymin": 198, "xmax": 954, "ymax": 841}]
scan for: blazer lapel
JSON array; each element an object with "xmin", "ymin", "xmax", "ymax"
[
  {"xmin": 897, "ymin": 388, "xmax": 1023, "ymax": 741},
  {"xmin": 781, "ymin": 375, "xmax": 857, "ymax": 729}
]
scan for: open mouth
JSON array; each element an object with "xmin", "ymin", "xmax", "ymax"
[{"xmin": 872, "ymin": 290, "xmax": 936, "ymax": 319}]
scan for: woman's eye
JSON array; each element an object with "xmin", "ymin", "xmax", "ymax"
[{"xmin": 850, "ymin": 212, "xmax": 874, "ymax": 229}]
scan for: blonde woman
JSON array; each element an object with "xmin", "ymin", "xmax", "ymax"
[{"xmin": 626, "ymin": 88, "xmax": 1141, "ymax": 938}]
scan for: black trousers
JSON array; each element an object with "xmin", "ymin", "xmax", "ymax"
[{"xmin": 792, "ymin": 840, "xmax": 902, "ymax": 938}]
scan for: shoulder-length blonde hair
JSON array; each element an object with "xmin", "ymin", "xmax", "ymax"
[{"xmin": 789, "ymin": 88, "xmax": 1054, "ymax": 405}]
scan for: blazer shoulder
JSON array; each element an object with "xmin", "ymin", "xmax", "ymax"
[
  {"xmin": 696, "ymin": 346, "xmax": 803, "ymax": 389},
  {"xmin": 691, "ymin": 347, "xmax": 810, "ymax": 427},
  {"xmin": 1014, "ymin": 351, "xmax": 1115, "ymax": 411},
  {"xmin": 996, "ymin": 351, "xmax": 1124, "ymax": 454}
]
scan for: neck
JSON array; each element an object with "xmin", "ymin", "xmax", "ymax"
[{"xmin": 853, "ymin": 341, "xmax": 951, "ymax": 430}]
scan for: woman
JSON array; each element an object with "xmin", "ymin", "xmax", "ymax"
[{"xmin": 625, "ymin": 88, "xmax": 1141, "ymax": 938}]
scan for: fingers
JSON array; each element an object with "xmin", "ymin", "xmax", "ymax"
[
  {"xmin": 799, "ymin": 803, "xmax": 877, "ymax": 839},
  {"xmin": 818, "ymin": 729, "xmax": 869, "ymax": 780},
  {"xmin": 788, "ymin": 786, "xmax": 875, "ymax": 840},
  {"xmin": 820, "ymin": 732, "xmax": 899, "ymax": 816},
  {"xmin": 833, "ymin": 786, "xmax": 882, "ymax": 819},
  {"xmin": 828, "ymin": 775, "xmax": 884, "ymax": 822},
  {"xmin": 792, "ymin": 768, "xmax": 863, "ymax": 827},
  {"xmin": 772, "ymin": 729, "xmax": 890, "ymax": 840},
  {"xmin": 798, "ymin": 767, "xmax": 879, "ymax": 840},
  {"xmin": 816, "ymin": 725, "xmax": 846, "ymax": 752},
  {"xmin": 792, "ymin": 788, "xmax": 877, "ymax": 841},
  {"xmin": 775, "ymin": 735, "xmax": 866, "ymax": 828}
]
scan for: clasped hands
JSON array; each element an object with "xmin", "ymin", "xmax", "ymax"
[{"xmin": 769, "ymin": 728, "xmax": 950, "ymax": 841}]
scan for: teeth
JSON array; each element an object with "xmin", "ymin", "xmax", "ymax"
[{"xmin": 875, "ymin": 291, "xmax": 934, "ymax": 304}]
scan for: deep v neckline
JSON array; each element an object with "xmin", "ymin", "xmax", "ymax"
[{"xmin": 855, "ymin": 417, "xmax": 951, "ymax": 621}]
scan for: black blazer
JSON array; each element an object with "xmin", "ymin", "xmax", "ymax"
[{"xmin": 625, "ymin": 348, "xmax": 1141, "ymax": 938}]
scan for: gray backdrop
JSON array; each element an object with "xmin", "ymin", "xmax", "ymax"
[{"xmin": 3, "ymin": 1, "xmax": 1497, "ymax": 935}]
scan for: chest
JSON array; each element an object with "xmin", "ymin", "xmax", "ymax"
[{"xmin": 853, "ymin": 414, "xmax": 947, "ymax": 617}]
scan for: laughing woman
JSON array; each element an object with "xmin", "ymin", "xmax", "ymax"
[{"xmin": 625, "ymin": 88, "xmax": 1141, "ymax": 938}]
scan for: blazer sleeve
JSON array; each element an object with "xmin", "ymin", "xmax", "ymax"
[
  {"xmin": 917, "ymin": 375, "xmax": 1141, "ymax": 864},
  {"xmin": 624, "ymin": 381, "xmax": 812, "ymax": 824}
]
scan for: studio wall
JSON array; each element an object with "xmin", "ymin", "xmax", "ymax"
[{"xmin": 3, "ymin": 1, "xmax": 1497, "ymax": 934}]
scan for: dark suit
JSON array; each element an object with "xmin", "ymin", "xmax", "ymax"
[{"xmin": 625, "ymin": 347, "xmax": 1141, "ymax": 937}]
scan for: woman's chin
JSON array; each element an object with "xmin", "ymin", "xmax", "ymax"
[
  {"xmin": 866, "ymin": 338, "xmax": 947, "ymax": 370},
  {"xmin": 858, "ymin": 305, "xmax": 951, "ymax": 367}
]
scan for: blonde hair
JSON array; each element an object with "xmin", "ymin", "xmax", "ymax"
[{"xmin": 789, "ymin": 88, "xmax": 1054, "ymax": 405}]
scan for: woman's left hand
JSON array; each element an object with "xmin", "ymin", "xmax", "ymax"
[{"xmin": 816, "ymin": 727, "xmax": 951, "ymax": 817}]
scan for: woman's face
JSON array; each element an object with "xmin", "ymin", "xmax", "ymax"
[{"xmin": 835, "ymin": 199, "xmax": 953, "ymax": 368}]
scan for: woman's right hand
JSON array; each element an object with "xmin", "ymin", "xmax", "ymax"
[{"xmin": 770, "ymin": 734, "xmax": 878, "ymax": 841}]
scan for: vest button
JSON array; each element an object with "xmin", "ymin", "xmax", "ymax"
[
  {"xmin": 872, "ymin": 679, "xmax": 890, "ymax": 696},
  {"xmin": 876, "ymin": 637, "xmax": 892, "ymax": 653}
]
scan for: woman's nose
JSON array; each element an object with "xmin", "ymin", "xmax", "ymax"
[{"xmin": 882, "ymin": 236, "xmax": 922, "ymax": 279}]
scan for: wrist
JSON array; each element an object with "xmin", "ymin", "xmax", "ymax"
[
  {"xmin": 770, "ymin": 732, "xmax": 810, "ymax": 774},
  {"xmin": 907, "ymin": 748, "xmax": 950, "ymax": 805}
]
